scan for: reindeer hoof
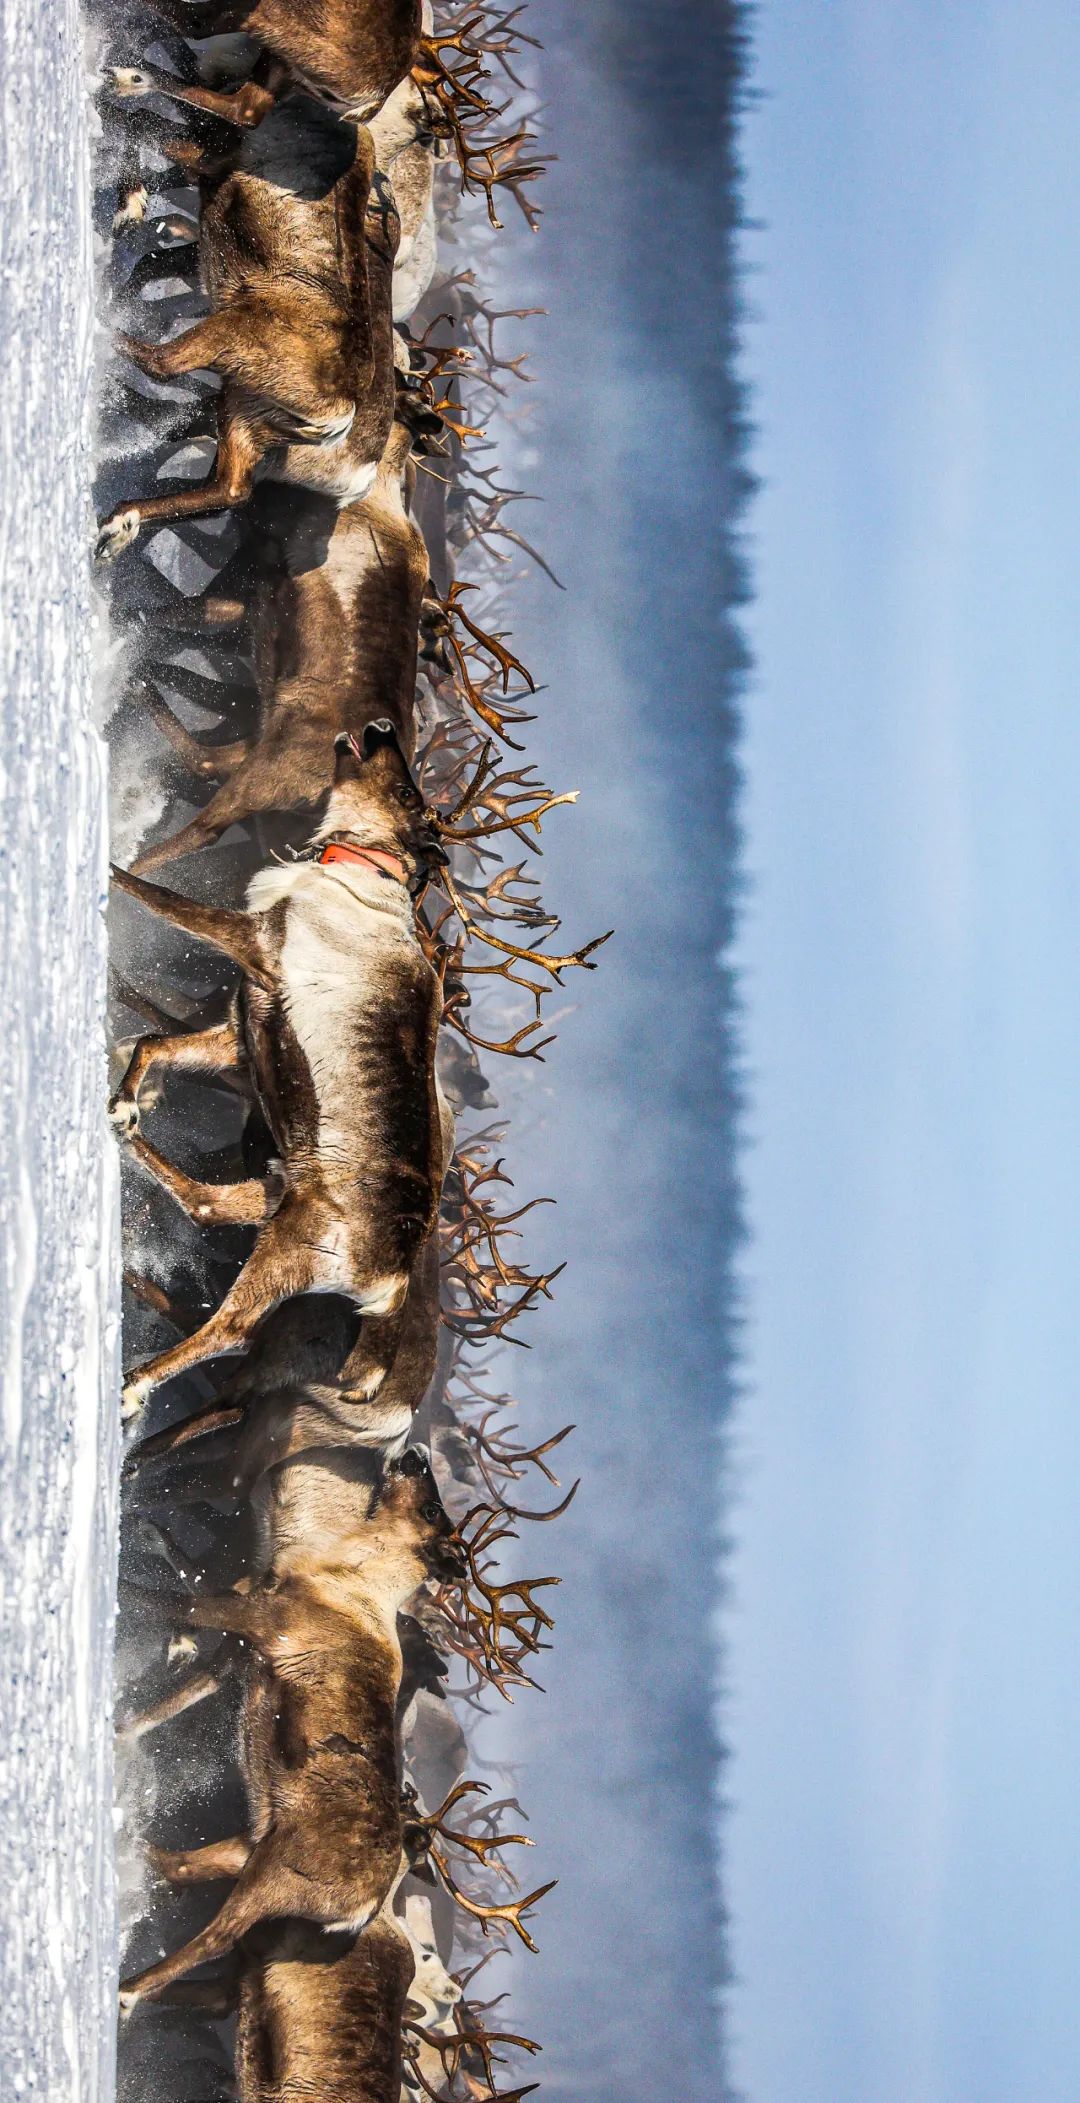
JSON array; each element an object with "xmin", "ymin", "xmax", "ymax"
[
  {"xmin": 118, "ymin": 1985, "xmax": 140, "ymax": 2016},
  {"xmin": 111, "ymin": 186, "xmax": 148, "ymax": 234},
  {"xmin": 167, "ymin": 1633, "xmax": 198, "ymax": 1665},
  {"xmin": 108, "ymin": 67, "xmax": 153, "ymax": 98},
  {"xmin": 121, "ymin": 1373, "xmax": 152, "ymax": 1421},
  {"xmin": 96, "ymin": 510, "xmax": 141, "ymax": 565},
  {"xmin": 109, "ymin": 1094, "xmax": 139, "ymax": 1138}
]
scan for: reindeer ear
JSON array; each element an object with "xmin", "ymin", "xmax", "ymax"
[
  {"xmin": 361, "ymin": 717, "xmax": 402, "ymax": 761},
  {"xmin": 394, "ymin": 1446, "xmax": 427, "ymax": 1479},
  {"xmin": 333, "ymin": 732, "xmax": 365, "ymax": 782}
]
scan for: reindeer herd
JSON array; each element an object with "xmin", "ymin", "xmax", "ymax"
[{"xmin": 93, "ymin": 4, "xmax": 603, "ymax": 2098}]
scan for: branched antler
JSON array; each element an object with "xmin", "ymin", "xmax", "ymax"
[
  {"xmin": 438, "ymin": 863, "xmax": 611, "ymax": 982},
  {"xmin": 436, "ymin": 739, "xmax": 578, "ymax": 859},
  {"xmin": 465, "ymin": 1412, "xmax": 577, "ymax": 1507},
  {"xmin": 403, "ymin": 2001, "xmax": 541, "ymax": 2103},
  {"xmin": 404, "ymin": 1779, "xmax": 554, "ymax": 1952},
  {"xmin": 405, "ymin": 1778, "xmax": 531, "ymax": 1885},
  {"xmin": 441, "ymin": 582, "xmax": 534, "ymax": 695},
  {"xmin": 416, "ymin": 38, "xmax": 549, "ymax": 233},
  {"xmin": 441, "ymin": 1141, "xmax": 552, "ymax": 1306},
  {"xmin": 434, "ymin": 1503, "xmax": 560, "ymax": 1698}
]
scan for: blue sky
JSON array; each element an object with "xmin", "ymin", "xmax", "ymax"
[{"xmin": 731, "ymin": 4, "xmax": 1080, "ymax": 2098}]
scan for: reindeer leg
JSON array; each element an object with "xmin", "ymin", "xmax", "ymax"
[
  {"xmin": 148, "ymin": 1834, "xmax": 253, "ymax": 1885},
  {"xmin": 130, "ymin": 732, "xmax": 312, "ymax": 873},
  {"xmin": 121, "ymin": 1210, "xmax": 314, "ymax": 1416},
  {"xmin": 106, "ymin": 58, "xmax": 287, "ymax": 132},
  {"xmin": 129, "ymin": 543, "xmax": 258, "ymax": 636},
  {"xmin": 112, "ymin": 301, "xmax": 269, "ymax": 386},
  {"xmin": 129, "ymin": 773, "xmax": 262, "ymax": 877},
  {"xmin": 122, "ymin": 1133, "xmax": 276, "ymax": 1230},
  {"xmin": 96, "ymin": 399, "xmax": 263, "ymax": 562},
  {"xmin": 121, "ymin": 1581, "xmax": 268, "ymax": 1640},
  {"xmin": 119, "ymin": 1863, "xmax": 272, "ymax": 2009},
  {"xmin": 131, "ymin": 1426, "xmax": 249, "ymax": 1508},
  {"xmin": 128, "ymin": 1395, "xmax": 246, "ymax": 1463},
  {"xmin": 110, "ymin": 1015, "xmax": 246, "ymax": 1135},
  {"xmin": 123, "ymin": 242, "xmax": 201, "ymax": 299},
  {"xmin": 138, "ymin": 659, "xmax": 253, "ymax": 715},
  {"xmin": 117, "ymin": 1668, "xmax": 224, "ymax": 1741},
  {"xmin": 121, "ymin": 1806, "xmax": 359, "ymax": 2009},
  {"xmin": 149, "ymin": 1972, "xmax": 240, "ymax": 2016},
  {"xmin": 113, "ymin": 140, "xmax": 150, "ymax": 235},
  {"xmin": 110, "ymin": 865, "xmax": 270, "ymax": 983},
  {"xmin": 103, "ymin": 383, "xmax": 210, "ymax": 445},
  {"xmin": 123, "ymin": 1267, "xmax": 192, "ymax": 1324},
  {"xmin": 133, "ymin": 681, "xmax": 250, "ymax": 784}
]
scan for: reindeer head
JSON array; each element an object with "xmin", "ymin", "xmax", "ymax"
[
  {"xmin": 375, "ymin": 1447, "xmax": 467, "ymax": 1583},
  {"xmin": 370, "ymin": 72, "xmax": 454, "ymax": 163},
  {"xmin": 318, "ymin": 724, "xmax": 448, "ymax": 891}
]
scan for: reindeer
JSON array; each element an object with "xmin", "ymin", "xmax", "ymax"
[
  {"xmin": 120, "ymin": 1352, "xmax": 445, "ymax": 1738},
  {"xmin": 110, "ymin": 724, "xmax": 451, "ymax": 1417},
  {"xmin": 115, "ymin": 1261, "xmax": 445, "ymax": 1753},
  {"xmin": 119, "ymin": 1449, "xmax": 466, "ymax": 2007},
  {"xmin": 127, "ymin": 418, "xmax": 431, "ymax": 872},
  {"xmin": 236, "ymin": 1908, "xmax": 416, "ymax": 2103},
  {"xmin": 105, "ymin": 0, "xmax": 425, "ymax": 130},
  {"xmin": 96, "ymin": 82, "xmax": 439, "ymax": 560},
  {"xmin": 125, "ymin": 1230, "xmax": 440, "ymax": 1516}
]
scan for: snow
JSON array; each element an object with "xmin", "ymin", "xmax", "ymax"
[{"xmin": 0, "ymin": 3, "xmax": 119, "ymax": 2099}]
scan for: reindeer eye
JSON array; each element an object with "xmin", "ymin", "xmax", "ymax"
[
  {"xmin": 397, "ymin": 787, "xmax": 420, "ymax": 807},
  {"xmin": 421, "ymin": 1502, "xmax": 442, "ymax": 1522}
]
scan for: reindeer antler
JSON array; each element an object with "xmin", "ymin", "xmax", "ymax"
[
  {"xmin": 441, "ymin": 581, "xmax": 535, "ymax": 696},
  {"xmin": 403, "ymin": 2002, "xmax": 541, "ymax": 2103},
  {"xmin": 435, "ymin": 1502, "xmax": 560, "ymax": 1699},
  {"xmin": 439, "ymin": 864, "xmax": 611, "ymax": 982},
  {"xmin": 405, "ymin": 1778, "xmax": 532, "ymax": 1884},
  {"xmin": 404, "ymin": 1779, "xmax": 554, "ymax": 1953},
  {"xmin": 415, "ymin": 36, "xmax": 549, "ymax": 233}
]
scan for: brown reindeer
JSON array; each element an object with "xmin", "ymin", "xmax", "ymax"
[
  {"xmin": 128, "ymin": 418, "xmax": 430, "ymax": 872},
  {"xmin": 106, "ymin": 0, "xmax": 424, "ymax": 127},
  {"xmin": 110, "ymin": 725, "xmax": 451, "ymax": 1417},
  {"xmin": 116, "ymin": 1269, "xmax": 444, "ymax": 1751},
  {"xmin": 96, "ymin": 86, "xmax": 436, "ymax": 560},
  {"xmin": 126, "ymin": 1231, "xmax": 441, "ymax": 1512},
  {"xmin": 119, "ymin": 1449, "xmax": 465, "ymax": 2007},
  {"xmin": 236, "ymin": 1909, "xmax": 416, "ymax": 2103},
  {"xmin": 142, "ymin": 1905, "xmax": 417, "ymax": 2103}
]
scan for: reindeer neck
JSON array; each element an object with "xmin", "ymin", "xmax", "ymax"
[{"xmin": 281, "ymin": 1543, "xmax": 426, "ymax": 1628}]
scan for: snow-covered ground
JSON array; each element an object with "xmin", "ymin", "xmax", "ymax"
[{"xmin": 0, "ymin": 4, "xmax": 119, "ymax": 2097}]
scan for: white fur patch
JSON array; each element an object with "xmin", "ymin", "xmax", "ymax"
[
  {"xmin": 358, "ymin": 1274, "xmax": 408, "ymax": 1317},
  {"xmin": 253, "ymin": 863, "xmax": 418, "ymax": 1219},
  {"xmin": 393, "ymin": 204, "xmax": 437, "ymax": 322},
  {"xmin": 324, "ymin": 454, "xmax": 380, "ymax": 506},
  {"xmin": 273, "ymin": 440, "xmax": 379, "ymax": 507},
  {"xmin": 326, "ymin": 1905, "xmax": 377, "ymax": 1935}
]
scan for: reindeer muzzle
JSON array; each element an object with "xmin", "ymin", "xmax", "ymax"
[
  {"xmin": 419, "ymin": 826, "xmax": 450, "ymax": 872},
  {"xmin": 427, "ymin": 1534, "xmax": 468, "ymax": 1582}
]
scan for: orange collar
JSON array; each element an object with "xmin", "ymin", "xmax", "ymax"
[{"xmin": 319, "ymin": 841, "xmax": 409, "ymax": 885}]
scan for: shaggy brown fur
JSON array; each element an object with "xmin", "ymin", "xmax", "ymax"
[
  {"xmin": 236, "ymin": 1911, "xmax": 415, "ymax": 2103},
  {"xmin": 111, "ymin": 0, "xmax": 423, "ymax": 126},
  {"xmin": 96, "ymin": 99, "xmax": 405, "ymax": 559},
  {"xmin": 119, "ymin": 1450, "xmax": 464, "ymax": 2007},
  {"xmin": 129, "ymin": 419, "xmax": 429, "ymax": 872}
]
